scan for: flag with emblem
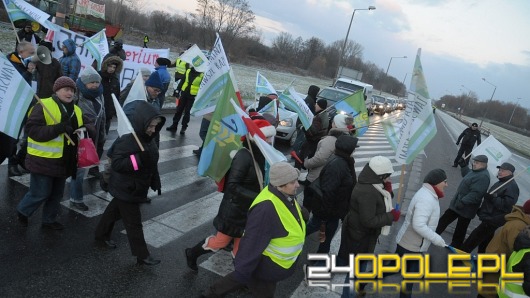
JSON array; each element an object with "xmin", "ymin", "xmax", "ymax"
[
  {"xmin": 278, "ymin": 84, "xmax": 313, "ymax": 130},
  {"xmin": 82, "ymin": 28, "xmax": 109, "ymax": 71},
  {"xmin": 178, "ymin": 44, "xmax": 209, "ymax": 73},
  {"xmin": 334, "ymin": 90, "xmax": 370, "ymax": 136}
]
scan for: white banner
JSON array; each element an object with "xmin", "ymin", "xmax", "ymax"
[
  {"xmin": 470, "ymin": 135, "xmax": 512, "ymax": 186},
  {"xmin": 120, "ymin": 45, "xmax": 169, "ymax": 90},
  {"xmin": 75, "ymin": 0, "xmax": 105, "ymax": 20},
  {"xmin": 7, "ymin": 0, "xmax": 51, "ymax": 24},
  {"xmin": 179, "ymin": 44, "xmax": 209, "ymax": 73}
]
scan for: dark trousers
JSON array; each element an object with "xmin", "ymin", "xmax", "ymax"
[
  {"xmin": 94, "ymin": 198, "xmax": 150, "ymax": 259},
  {"xmin": 306, "ymin": 214, "xmax": 340, "ymax": 256},
  {"xmin": 436, "ymin": 208, "xmax": 472, "ymax": 249},
  {"xmin": 461, "ymin": 221, "xmax": 497, "ymax": 253},
  {"xmin": 203, "ymin": 271, "xmax": 277, "ymax": 298},
  {"xmin": 196, "ymin": 118, "xmax": 210, "ymax": 154},
  {"xmin": 453, "ymin": 145, "xmax": 473, "ymax": 166},
  {"xmin": 395, "ymin": 244, "xmax": 421, "ymax": 298},
  {"xmin": 171, "ymin": 92, "xmax": 195, "ymax": 129}
]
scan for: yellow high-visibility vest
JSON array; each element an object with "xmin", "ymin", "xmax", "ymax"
[
  {"xmin": 175, "ymin": 59, "xmax": 188, "ymax": 75},
  {"xmin": 181, "ymin": 69, "xmax": 204, "ymax": 96},
  {"xmin": 27, "ymin": 97, "xmax": 82, "ymax": 159},
  {"xmin": 249, "ymin": 187, "xmax": 305, "ymax": 269},
  {"xmin": 498, "ymin": 248, "xmax": 530, "ymax": 298}
]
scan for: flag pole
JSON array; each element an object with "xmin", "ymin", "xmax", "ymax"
[
  {"xmin": 34, "ymin": 95, "xmax": 75, "ymax": 145},
  {"xmin": 246, "ymin": 134, "xmax": 264, "ymax": 190},
  {"xmin": 5, "ymin": 14, "xmax": 21, "ymax": 44},
  {"xmin": 110, "ymin": 94, "xmax": 144, "ymax": 151},
  {"xmin": 396, "ymin": 164, "xmax": 406, "ymax": 210}
]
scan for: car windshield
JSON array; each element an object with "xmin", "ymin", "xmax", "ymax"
[
  {"xmin": 372, "ymin": 95, "xmax": 386, "ymax": 104},
  {"xmin": 334, "ymin": 81, "xmax": 364, "ymax": 93},
  {"xmin": 318, "ymin": 88, "xmax": 349, "ymax": 104}
]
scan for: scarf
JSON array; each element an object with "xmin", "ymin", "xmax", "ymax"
[
  {"xmin": 372, "ymin": 183, "xmax": 393, "ymax": 236},
  {"xmin": 76, "ymin": 79, "xmax": 103, "ymax": 100}
]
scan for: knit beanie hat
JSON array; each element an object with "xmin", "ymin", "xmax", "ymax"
[
  {"xmin": 335, "ymin": 135, "xmax": 359, "ymax": 155},
  {"xmin": 423, "ymin": 169, "xmax": 447, "ymax": 185},
  {"xmin": 333, "ymin": 114, "xmax": 353, "ymax": 129},
  {"xmin": 145, "ymin": 71, "xmax": 164, "ymax": 90},
  {"xmin": 53, "ymin": 76, "xmax": 77, "ymax": 92},
  {"xmin": 316, "ymin": 99, "xmax": 328, "ymax": 110},
  {"xmin": 253, "ymin": 118, "xmax": 276, "ymax": 139},
  {"xmin": 140, "ymin": 68, "xmax": 151, "ymax": 77},
  {"xmin": 523, "ymin": 200, "xmax": 530, "ymax": 214},
  {"xmin": 79, "ymin": 65, "xmax": 102, "ymax": 84},
  {"xmin": 369, "ymin": 156, "xmax": 394, "ymax": 175},
  {"xmin": 269, "ymin": 162, "xmax": 300, "ymax": 187}
]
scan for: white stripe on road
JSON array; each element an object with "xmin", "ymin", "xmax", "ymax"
[{"xmin": 123, "ymin": 191, "xmax": 223, "ymax": 248}]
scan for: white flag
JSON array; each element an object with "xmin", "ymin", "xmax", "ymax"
[
  {"xmin": 179, "ymin": 44, "xmax": 209, "ymax": 73},
  {"xmin": 122, "ymin": 73, "xmax": 147, "ymax": 107},
  {"xmin": 470, "ymin": 135, "xmax": 512, "ymax": 185},
  {"xmin": 112, "ymin": 94, "xmax": 134, "ymax": 137}
]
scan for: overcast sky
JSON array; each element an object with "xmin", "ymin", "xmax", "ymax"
[{"xmin": 168, "ymin": 0, "xmax": 530, "ymax": 109}]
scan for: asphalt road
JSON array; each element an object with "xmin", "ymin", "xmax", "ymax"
[{"xmin": 1, "ymin": 109, "xmax": 528, "ymax": 297}]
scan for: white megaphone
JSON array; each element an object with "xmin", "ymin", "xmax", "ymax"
[{"xmin": 24, "ymin": 45, "xmax": 52, "ymax": 66}]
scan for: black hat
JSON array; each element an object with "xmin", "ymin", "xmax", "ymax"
[
  {"xmin": 473, "ymin": 155, "xmax": 488, "ymax": 163},
  {"xmin": 423, "ymin": 169, "xmax": 447, "ymax": 185},
  {"xmin": 156, "ymin": 57, "xmax": 171, "ymax": 66},
  {"xmin": 471, "ymin": 123, "xmax": 478, "ymax": 127},
  {"xmin": 316, "ymin": 99, "xmax": 327, "ymax": 110},
  {"xmin": 335, "ymin": 135, "xmax": 359, "ymax": 155},
  {"xmin": 497, "ymin": 162, "xmax": 515, "ymax": 173}
]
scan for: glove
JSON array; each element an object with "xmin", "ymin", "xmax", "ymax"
[
  {"xmin": 484, "ymin": 193, "xmax": 498, "ymax": 201},
  {"xmin": 456, "ymin": 141, "xmax": 460, "ymax": 146},
  {"xmin": 433, "ymin": 235, "xmax": 447, "ymax": 247},
  {"xmin": 384, "ymin": 181, "xmax": 393, "ymax": 193},
  {"xmin": 151, "ymin": 172, "xmax": 162, "ymax": 195},
  {"xmin": 390, "ymin": 209, "xmax": 401, "ymax": 222},
  {"xmin": 458, "ymin": 158, "xmax": 467, "ymax": 168}
]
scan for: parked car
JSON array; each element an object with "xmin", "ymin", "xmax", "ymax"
[
  {"xmin": 396, "ymin": 98, "xmax": 406, "ymax": 110},
  {"xmin": 246, "ymin": 100, "xmax": 299, "ymax": 146},
  {"xmin": 371, "ymin": 95, "xmax": 387, "ymax": 115},
  {"xmin": 316, "ymin": 87, "xmax": 352, "ymax": 126}
]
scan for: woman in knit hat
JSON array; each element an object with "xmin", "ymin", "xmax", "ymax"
[
  {"xmin": 16, "ymin": 76, "xmax": 83, "ymax": 230},
  {"xmin": 202, "ymin": 162, "xmax": 308, "ymax": 298},
  {"xmin": 392, "ymin": 169, "xmax": 448, "ymax": 298},
  {"xmin": 68, "ymin": 66, "xmax": 105, "ymax": 211}
]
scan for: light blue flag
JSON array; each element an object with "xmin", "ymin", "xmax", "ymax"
[
  {"xmin": 334, "ymin": 90, "xmax": 370, "ymax": 136},
  {"xmin": 278, "ymin": 85, "xmax": 313, "ymax": 130},
  {"xmin": 255, "ymin": 71, "xmax": 277, "ymax": 95},
  {"xmin": 2, "ymin": 0, "xmax": 50, "ymax": 24},
  {"xmin": 82, "ymin": 29, "xmax": 109, "ymax": 71}
]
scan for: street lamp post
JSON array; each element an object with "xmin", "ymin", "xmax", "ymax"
[
  {"xmin": 479, "ymin": 77, "xmax": 497, "ymax": 127},
  {"xmin": 509, "ymin": 97, "xmax": 523, "ymax": 125},
  {"xmin": 459, "ymin": 84, "xmax": 472, "ymax": 117},
  {"xmin": 380, "ymin": 56, "xmax": 407, "ymax": 94},
  {"xmin": 334, "ymin": 6, "xmax": 376, "ymax": 83}
]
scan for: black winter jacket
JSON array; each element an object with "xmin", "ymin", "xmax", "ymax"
[
  {"xmin": 213, "ymin": 143, "xmax": 265, "ymax": 237},
  {"xmin": 99, "ymin": 56, "xmax": 123, "ymax": 119},
  {"xmin": 338, "ymin": 164, "xmax": 393, "ymax": 259},
  {"xmin": 477, "ymin": 175, "xmax": 519, "ymax": 228},
  {"xmin": 457, "ymin": 127, "xmax": 481, "ymax": 148},
  {"xmin": 108, "ymin": 101, "xmax": 166, "ymax": 203},
  {"xmin": 312, "ymin": 152, "xmax": 356, "ymax": 220}
]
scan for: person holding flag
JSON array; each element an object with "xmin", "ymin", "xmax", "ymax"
[
  {"xmin": 184, "ymin": 119, "xmax": 276, "ymax": 271},
  {"xmin": 94, "ymin": 101, "xmax": 165, "ymax": 265},
  {"xmin": 16, "ymin": 77, "xmax": 83, "ymax": 230}
]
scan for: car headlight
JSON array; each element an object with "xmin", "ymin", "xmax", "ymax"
[
  {"xmin": 279, "ymin": 118, "xmax": 293, "ymax": 127},
  {"xmin": 338, "ymin": 111, "xmax": 346, "ymax": 115},
  {"xmin": 378, "ymin": 104, "xmax": 384, "ymax": 108}
]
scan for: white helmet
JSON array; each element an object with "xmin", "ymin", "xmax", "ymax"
[{"xmin": 369, "ymin": 156, "xmax": 394, "ymax": 175}]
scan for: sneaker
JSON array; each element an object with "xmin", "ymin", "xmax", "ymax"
[
  {"xmin": 192, "ymin": 149, "xmax": 201, "ymax": 156},
  {"xmin": 88, "ymin": 167, "xmax": 101, "ymax": 178},
  {"xmin": 42, "ymin": 222, "xmax": 64, "ymax": 230},
  {"xmin": 180, "ymin": 128, "xmax": 187, "ymax": 135},
  {"xmin": 8, "ymin": 165, "xmax": 22, "ymax": 177},
  {"xmin": 70, "ymin": 201, "xmax": 89, "ymax": 211}
]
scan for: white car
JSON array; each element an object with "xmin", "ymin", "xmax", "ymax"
[{"xmin": 245, "ymin": 101, "xmax": 299, "ymax": 146}]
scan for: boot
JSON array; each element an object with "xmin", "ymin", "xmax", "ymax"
[
  {"xmin": 185, "ymin": 240, "xmax": 211, "ymax": 271},
  {"xmin": 166, "ymin": 124, "xmax": 178, "ymax": 132},
  {"xmin": 8, "ymin": 165, "xmax": 22, "ymax": 177}
]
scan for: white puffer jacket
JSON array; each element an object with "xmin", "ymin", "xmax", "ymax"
[{"xmin": 395, "ymin": 183, "xmax": 446, "ymax": 252}]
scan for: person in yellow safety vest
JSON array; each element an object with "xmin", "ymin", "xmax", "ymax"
[
  {"xmin": 16, "ymin": 76, "xmax": 83, "ymax": 230},
  {"xmin": 166, "ymin": 67, "xmax": 204, "ymax": 134},
  {"xmin": 202, "ymin": 162, "xmax": 308, "ymax": 297},
  {"xmin": 498, "ymin": 225, "xmax": 530, "ymax": 298},
  {"xmin": 143, "ymin": 35, "xmax": 149, "ymax": 48},
  {"xmin": 173, "ymin": 54, "xmax": 189, "ymax": 97}
]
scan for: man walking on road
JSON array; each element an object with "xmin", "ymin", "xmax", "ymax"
[
  {"xmin": 452, "ymin": 122, "xmax": 481, "ymax": 167},
  {"xmin": 461, "ymin": 162, "xmax": 519, "ymax": 253},
  {"xmin": 436, "ymin": 154, "xmax": 490, "ymax": 248}
]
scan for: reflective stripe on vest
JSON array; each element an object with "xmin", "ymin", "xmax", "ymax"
[
  {"xmin": 498, "ymin": 248, "xmax": 530, "ymax": 298},
  {"xmin": 249, "ymin": 187, "xmax": 306, "ymax": 269},
  {"xmin": 27, "ymin": 98, "xmax": 83, "ymax": 159},
  {"xmin": 181, "ymin": 69, "xmax": 204, "ymax": 96},
  {"xmin": 175, "ymin": 59, "xmax": 188, "ymax": 75}
]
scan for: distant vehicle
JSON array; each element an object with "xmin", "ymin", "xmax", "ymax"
[
  {"xmin": 371, "ymin": 95, "xmax": 388, "ymax": 115},
  {"xmin": 396, "ymin": 98, "xmax": 406, "ymax": 110},
  {"xmin": 333, "ymin": 78, "xmax": 373, "ymax": 100},
  {"xmin": 316, "ymin": 87, "xmax": 351, "ymax": 126},
  {"xmin": 386, "ymin": 97, "xmax": 397, "ymax": 112}
]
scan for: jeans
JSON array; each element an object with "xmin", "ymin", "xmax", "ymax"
[
  {"xmin": 306, "ymin": 214, "xmax": 340, "ymax": 256},
  {"xmin": 17, "ymin": 172, "xmax": 66, "ymax": 224},
  {"xmin": 69, "ymin": 168, "xmax": 86, "ymax": 203}
]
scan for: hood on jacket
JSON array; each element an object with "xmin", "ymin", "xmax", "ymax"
[
  {"xmin": 514, "ymin": 225, "xmax": 530, "ymax": 251},
  {"xmin": 307, "ymin": 85, "xmax": 320, "ymax": 98},
  {"xmin": 505, "ymin": 206, "xmax": 530, "ymax": 224},
  {"xmin": 101, "ymin": 56, "xmax": 123, "ymax": 74},
  {"xmin": 131, "ymin": 101, "xmax": 166, "ymax": 142},
  {"xmin": 357, "ymin": 163, "xmax": 384, "ymax": 185},
  {"xmin": 62, "ymin": 39, "xmax": 77, "ymax": 56}
]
